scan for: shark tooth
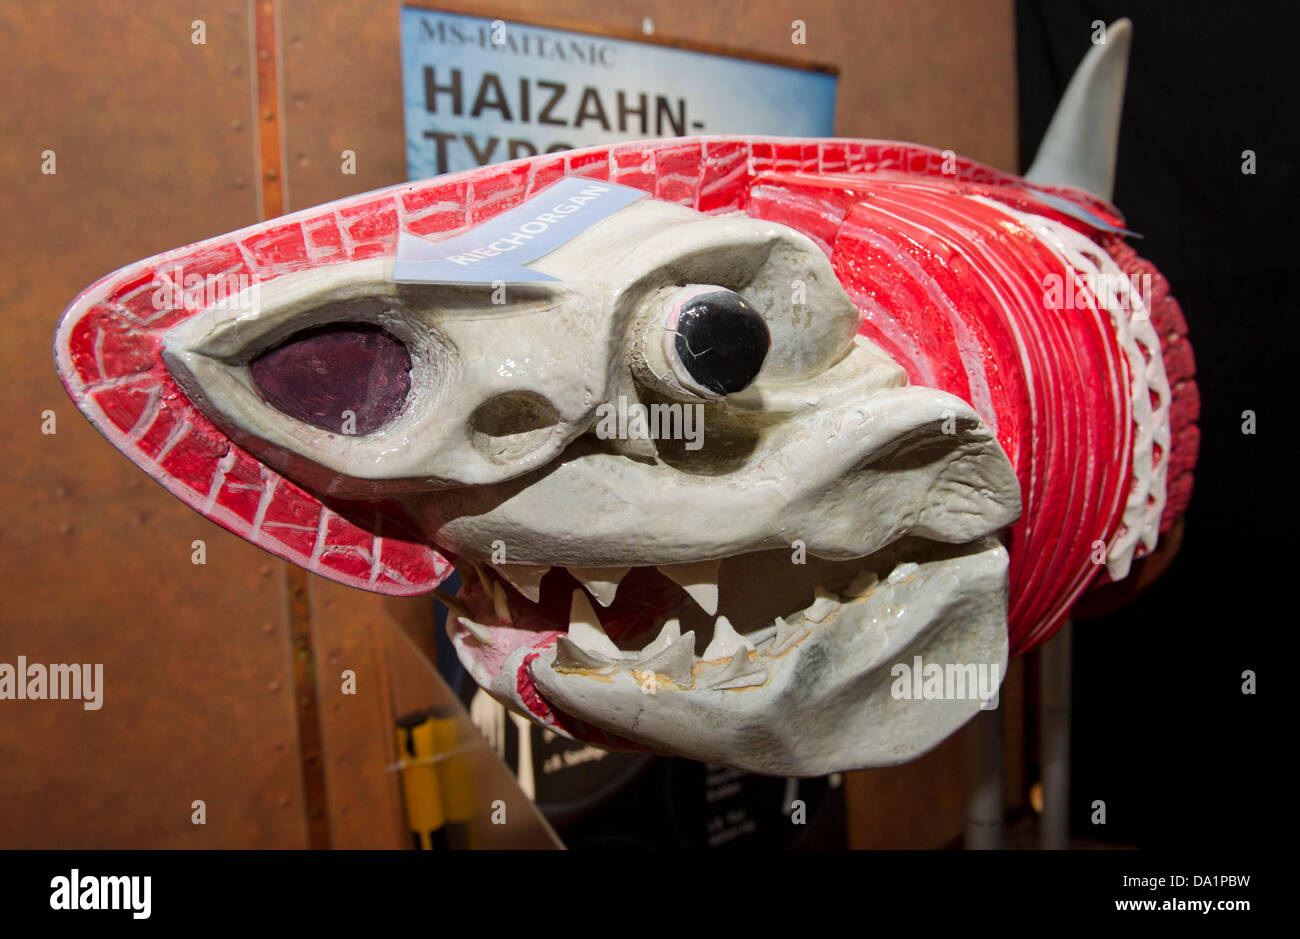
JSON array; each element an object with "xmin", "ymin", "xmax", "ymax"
[
  {"xmin": 468, "ymin": 560, "xmax": 492, "ymax": 595},
  {"xmin": 804, "ymin": 585, "xmax": 839, "ymax": 623},
  {"xmin": 701, "ymin": 615, "xmax": 754, "ymax": 661},
  {"xmin": 432, "ymin": 588, "xmax": 470, "ymax": 619},
  {"xmin": 844, "ymin": 569, "xmax": 879, "ymax": 598},
  {"xmin": 568, "ymin": 566, "xmax": 630, "ymax": 607},
  {"xmin": 492, "ymin": 580, "xmax": 513, "ymax": 624},
  {"xmin": 552, "ymin": 634, "xmax": 617, "ymax": 674},
  {"xmin": 657, "ymin": 559, "xmax": 721, "ymax": 615},
  {"xmin": 455, "ymin": 617, "xmax": 495, "ymax": 645},
  {"xmin": 633, "ymin": 630, "xmax": 695, "ymax": 688},
  {"xmin": 709, "ymin": 649, "xmax": 766, "ymax": 690},
  {"xmin": 887, "ymin": 561, "xmax": 920, "ymax": 585},
  {"xmin": 767, "ymin": 615, "xmax": 809, "ymax": 657},
  {"xmin": 496, "ymin": 563, "xmax": 550, "ymax": 603},
  {"xmin": 567, "ymin": 589, "xmax": 622, "ymax": 659},
  {"xmin": 638, "ymin": 617, "xmax": 681, "ymax": 661}
]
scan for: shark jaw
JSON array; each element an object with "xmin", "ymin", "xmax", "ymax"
[{"xmin": 446, "ymin": 534, "xmax": 1009, "ymax": 777}]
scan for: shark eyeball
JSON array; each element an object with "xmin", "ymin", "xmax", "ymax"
[
  {"xmin": 248, "ymin": 323, "xmax": 411, "ymax": 435},
  {"xmin": 663, "ymin": 286, "xmax": 770, "ymax": 397}
]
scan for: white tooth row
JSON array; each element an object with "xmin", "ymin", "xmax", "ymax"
[
  {"xmin": 493, "ymin": 559, "xmax": 724, "ymax": 614},
  {"xmin": 551, "ymin": 557, "xmax": 905, "ymax": 690},
  {"xmin": 458, "ymin": 556, "xmax": 903, "ymax": 670},
  {"xmin": 482, "ymin": 558, "xmax": 895, "ymax": 611},
  {"xmin": 553, "ymin": 599, "xmax": 788, "ymax": 692},
  {"xmin": 498, "ymin": 557, "xmax": 896, "ymax": 618}
]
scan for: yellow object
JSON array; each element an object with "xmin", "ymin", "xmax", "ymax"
[
  {"xmin": 432, "ymin": 715, "xmax": 476, "ymax": 825},
  {"xmin": 396, "ymin": 714, "xmax": 445, "ymax": 850}
]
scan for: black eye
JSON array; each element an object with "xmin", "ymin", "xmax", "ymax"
[
  {"xmin": 248, "ymin": 323, "xmax": 411, "ymax": 435},
  {"xmin": 664, "ymin": 287, "xmax": 770, "ymax": 396}
]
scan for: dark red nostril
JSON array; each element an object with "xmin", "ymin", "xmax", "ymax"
[{"xmin": 249, "ymin": 323, "xmax": 411, "ymax": 435}]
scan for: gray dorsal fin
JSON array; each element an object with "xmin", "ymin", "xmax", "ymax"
[{"xmin": 1025, "ymin": 18, "xmax": 1132, "ymax": 201}]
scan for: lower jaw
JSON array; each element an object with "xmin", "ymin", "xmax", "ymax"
[{"xmin": 449, "ymin": 536, "xmax": 1011, "ymax": 776}]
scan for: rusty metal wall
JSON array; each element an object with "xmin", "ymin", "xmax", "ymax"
[{"xmin": 0, "ymin": 0, "xmax": 308, "ymax": 848}]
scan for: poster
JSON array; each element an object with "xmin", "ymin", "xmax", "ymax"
[{"xmin": 400, "ymin": 7, "xmax": 838, "ymax": 179}]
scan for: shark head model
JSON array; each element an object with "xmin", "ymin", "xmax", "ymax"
[{"xmin": 53, "ymin": 20, "xmax": 1197, "ymax": 775}]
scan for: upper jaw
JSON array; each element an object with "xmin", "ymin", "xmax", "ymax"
[{"xmin": 412, "ymin": 375, "xmax": 1022, "ymax": 569}]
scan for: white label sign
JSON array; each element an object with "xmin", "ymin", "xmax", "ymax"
[{"xmin": 393, "ymin": 176, "xmax": 646, "ymax": 284}]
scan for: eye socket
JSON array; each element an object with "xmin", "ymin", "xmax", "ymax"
[
  {"xmin": 248, "ymin": 323, "xmax": 411, "ymax": 435},
  {"xmin": 663, "ymin": 286, "xmax": 770, "ymax": 397}
]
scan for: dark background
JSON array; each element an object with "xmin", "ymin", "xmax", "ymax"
[{"xmin": 1019, "ymin": 0, "xmax": 1294, "ymax": 846}]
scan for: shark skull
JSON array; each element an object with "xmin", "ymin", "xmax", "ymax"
[
  {"xmin": 53, "ymin": 18, "xmax": 1198, "ymax": 778},
  {"xmin": 161, "ymin": 198, "xmax": 1021, "ymax": 776}
]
